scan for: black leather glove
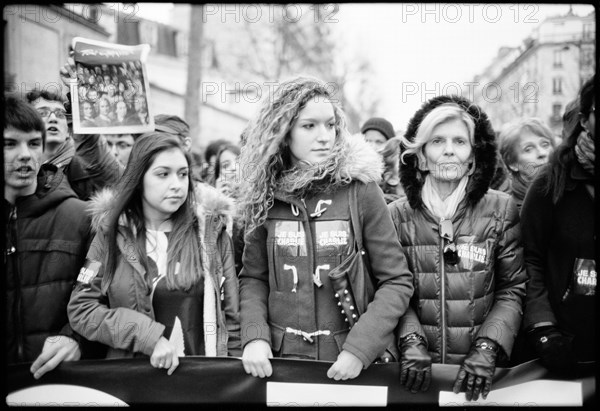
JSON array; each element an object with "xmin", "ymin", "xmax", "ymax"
[
  {"xmin": 528, "ymin": 326, "xmax": 577, "ymax": 377},
  {"xmin": 453, "ymin": 338, "xmax": 498, "ymax": 401},
  {"xmin": 399, "ymin": 333, "xmax": 432, "ymax": 393}
]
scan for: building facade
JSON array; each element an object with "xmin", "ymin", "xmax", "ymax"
[{"xmin": 467, "ymin": 9, "xmax": 595, "ymax": 136}]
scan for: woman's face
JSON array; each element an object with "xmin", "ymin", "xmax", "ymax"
[
  {"xmin": 422, "ymin": 118, "xmax": 473, "ymax": 182},
  {"xmin": 510, "ymin": 131, "xmax": 553, "ymax": 178},
  {"xmin": 116, "ymin": 102, "xmax": 128, "ymax": 119},
  {"xmin": 288, "ymin": 97, "xmax": 336, "ymax": 166},
  {"xmin": 219, "ymin": 149, "xmax": 238, "ymax": 178},
  {"xmin": 83, "ymin": 102, "xmax": 93, "ymax": 119},
  {"xmin": 142, "ymin": 148, "xmax": 189, "ymax": 223},
  {"xmin": 99, "ymin": 99, "xmax": 110, "ymax": 115}
]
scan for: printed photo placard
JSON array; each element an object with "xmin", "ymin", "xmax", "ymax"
[{"xmin": 70, "ymin": 37, "xmax": 154, "ymax": 135}]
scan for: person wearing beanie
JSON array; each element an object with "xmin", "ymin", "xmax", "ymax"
[
  {"xmin": 361, "ymin": 117, "xmax": 395, "ymax": 151},
  {"xmin": 361, "ymin": 118, "xmax": 401, "ymax": 203}
]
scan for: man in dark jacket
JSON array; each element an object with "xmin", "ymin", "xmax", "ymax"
[
  {"xmin": 4, "ymin": 94, "xmax": 92, "ymax": 379},
  {"xmin": 26, "ymin": 89, "xmax": 122, "ymax": 201}
]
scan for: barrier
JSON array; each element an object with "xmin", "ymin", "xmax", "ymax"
[{"xmin": 5, "ymin": 357, "xmax": 595, "ymax": 406}]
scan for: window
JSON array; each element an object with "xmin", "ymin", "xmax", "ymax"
[
  {"xmin": 552, "ymin": 103, "xmax": 562, "ymax": 119},
  {"xmin": 553, "ymin": 49, "xmax": 563, "ymax": 67},
  {"xmin": 552, "ymin": 77, "xmax": 562, "ymax": 94},
  {"xmin": 581, "ymin": 48, "xmax": 595, "ymax": 69},
  {"xmin": 583, "ymin": 23, "xmax": 594, "ymax": 40}
]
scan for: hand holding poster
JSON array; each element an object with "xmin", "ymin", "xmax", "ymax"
[{"xmin": 70, "ymin": 37, "xmax": 154, "ymax": 135}]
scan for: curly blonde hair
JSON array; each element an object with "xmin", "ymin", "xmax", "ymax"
[{"xmin": 237, "ymin": 76, "xmax": 351, "ymax": 236}]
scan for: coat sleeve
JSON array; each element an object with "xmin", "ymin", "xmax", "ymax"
[
  {"xmin": 67, "ymin": 231, "xmax": 166, "ymax": 356},
  {"xmin": 342, "ymin": 182, "xmax": 415, "ymax": 367},
  {"xmin": 476, "ymin": 197, "xmax": 527, "ymax": 359},
  {"xmin": 238, "ymin": 224, "xmax": 271, "ymax": 349},
  {"xmin": 387, "ymin": 201, "xmax": 427, "ymax": 344},
  {"xmin": 72, "ymin": 133, "xmax": 124, "ymax": 192},
  {"xmin": 520, "ymin": 176, "xmax": 557, "ymax": 331},
  {"xmin": 218, "ymin": 230, "xmax": 241, "ymax": 356}
]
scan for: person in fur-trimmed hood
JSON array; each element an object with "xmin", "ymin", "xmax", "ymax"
[
  {"xmin": 237, "ymin": 76, "xmax": 414, "ymax": 381},
  {"xmin": 388, "ymin": 95, "xmax": 527, "ymax": 401},
  {"xmin": 68, "ymin": 133, "xmax": 240, "ymax": 375}
]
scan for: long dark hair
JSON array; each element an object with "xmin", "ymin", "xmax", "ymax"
[
  {"xmin": 104, "ymin": 132, "xmax": 202, "ymax": 291},
  {"xmin": 544, "ymin": 75, "xmax": 595, "ymax": 203}
]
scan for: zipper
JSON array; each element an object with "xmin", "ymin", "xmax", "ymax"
[
  {"xmin": 9, "ymin": 205, "xmax": 25, "ymax": 361},
  {"xmin": 439, "ymin": 235, "xmax": 447, "ymax": 364}
]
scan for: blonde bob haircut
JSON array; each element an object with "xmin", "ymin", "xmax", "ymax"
[{"xmin": 400, "ymin": 103, "xmax": 476, "ymax": 167}]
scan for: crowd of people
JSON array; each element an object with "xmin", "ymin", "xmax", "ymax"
[
  {"xmin": 76, "ymin": 61, "xmax": 149, "ymax": 128},
  {"xmin": 3, "ymin": 55, "xmax": 595, "ymax": 403}
]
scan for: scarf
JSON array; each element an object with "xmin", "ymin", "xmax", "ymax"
[
  {"xmin": 421, "ymin": 174, "xmax": 469, "ymax": 221},
  {"xmin": 575, "ymin": 130, "xmax": 595, "ymax": 176},
  {"xmin": 510, "ymin": 172, "xmax": 533, "ymax": 209}
]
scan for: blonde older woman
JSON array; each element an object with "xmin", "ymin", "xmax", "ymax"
[
  {"xmin": 388, "ymin": 95, "xmax": 527, "ymax": 401},
  {"xmin": 498, "ymin": 118, "xmax": 556, "ymax": 210}
]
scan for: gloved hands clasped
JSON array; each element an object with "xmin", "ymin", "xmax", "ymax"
[
  {"xmin": 528, "ymin": 325, "xmax": 577, "ymax": 377},
  {"xmin": 399, "ymin": 333, "xmax": 431, "ymax": 393},
  {"xmin": 453, "ymin": 338, "xmax": 498, "ymax": 401}
]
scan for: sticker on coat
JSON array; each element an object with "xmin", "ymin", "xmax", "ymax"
[
  {"xmin": 76, "ymin": 259, "xmax": 102, "ymax": 284},
  {"xmin": 274, "ymin": 221, "xmax": 307, "ymax": 257},
  {"xmin": 453, "ymin": 236, "xmax": 491, "ymax": 271},
  {"xmin": 573, "ymin": 258, "xmax": 596, "ymax": 296},
  {"xmin": 315, "ymin": 220, "xmax": 352, "ymax": 257}
]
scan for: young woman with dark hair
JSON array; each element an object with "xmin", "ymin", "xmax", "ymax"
[{"xmin": 68, "ymin": 133, "xmax": 240, "ymax": 374}]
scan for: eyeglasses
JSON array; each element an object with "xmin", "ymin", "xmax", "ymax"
[
  {"xmin": 36, "ymin": 108, "xmax": 67, "ymax": 119},
  {"xmin": 439, "ymin": 219, "xmax": 460, "ymax": 265}
]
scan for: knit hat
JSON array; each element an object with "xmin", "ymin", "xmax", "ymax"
[{"xmin": 361, "ymin": 117, "xmax": 395, "ymax": 140}]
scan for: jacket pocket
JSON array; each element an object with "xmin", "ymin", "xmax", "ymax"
[{"xmin": 270, "ymin": 322, "xmax": 286, "ymax": 355}]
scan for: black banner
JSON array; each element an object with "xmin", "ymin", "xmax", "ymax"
[{"xmin": 5, "ymin": 357, "xmax": 595, "ymax": 406}]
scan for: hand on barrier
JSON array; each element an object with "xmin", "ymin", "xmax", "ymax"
[
  {"xmin": 453, "ymin": 338, "xmax": 498, "ymax": 401},
  {"xmin": 529, "ymin": 326, "xmax": 577, "ymax": 377},
  {"xmin": 327, "ymin": 350, "xmax": 363, "ymax": 381},
  {"xmin": 399, "ymin": 333, "xmax": 431, "ymax": 393},
  {"xmin": 242, "ymin": 339, "xmax": 273, "ymax": 378},
  {"xmin": 30, "ymin": 335, "xmax": 81, "ymax": 379},
  {"xmin": 150, "ymin": 336, "xmax": 179, "ymax": 375}
]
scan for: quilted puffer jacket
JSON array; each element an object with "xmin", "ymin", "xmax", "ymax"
[{"xmin": 388, "ymin": 95, "xmax": 527, "ymax": 365}]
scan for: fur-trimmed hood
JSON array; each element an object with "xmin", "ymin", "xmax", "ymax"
[
  {"xmin": 400, "ymin": 95, "xmax": 497, "ymax": 210},
  {"xmin": 275, "ymin": 133, "xmax": 383, "ymax": 199},
  {"xmin": 87, "ymin": 181, "xmax": 235, "ymax": 235}
]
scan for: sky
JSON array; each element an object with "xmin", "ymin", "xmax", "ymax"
[{"xmin": 135, "ymin": 3, "xmax": 595, "ymax": 131}]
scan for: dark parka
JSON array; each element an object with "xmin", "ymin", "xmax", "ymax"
[
  {"xmin": 67, "ymin": 183, "xmax": 241, "ymax": 358},
  {"xmin": 5, "ymin": 164, "xmax": 92, "ymax": 363},
  {"xmin": 240, "ymin": 137, "xmax": 414, "ymax": 367},
  {"xmin": 521, "ymin": 160, "xmax": 596, "ymax": 362},
  {"xmin": 388, "ymin": 95, "xmax": 527, "ymax": 365}
]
